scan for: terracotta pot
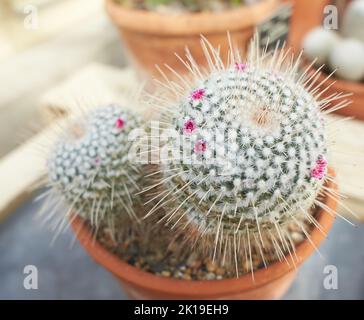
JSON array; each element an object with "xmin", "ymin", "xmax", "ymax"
[
  {"xmin": 71, "ymin": 169, "xmax": 337, "ymax": 300},
  {"xmin": 302, "ymin": 61, "xmax": 364, "ymax": 120},
  {"xmin": 288, "ymin": 0, "xmax": 331, "ymax": 54},
  {"xmin": 105, "ymin": 0, "xmax": 279, "ymax": 81}
]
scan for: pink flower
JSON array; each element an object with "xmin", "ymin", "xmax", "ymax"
[
  {"xmin": 270, "ymin": 71, "xmax": 284, "ymax": 81},
  {"xmin": 311, "ymin": 168, "xmax": 325, "ymax": 180},
  {"xmin": 194, "ymin": 140, "xmax": 207, "ymax": 154},
  {"xmin": 235, "ymin": 62, "xmax": 247, "ymax": 71},
  {"xmin": 115, "ymin": 118, "xmax": 124, "ymax": 129},
  {"xmin": 191, "ymin": 88, "xmax": 205, "ymax": 101},
  {"xmin": 316, "ymin": 155, "xmax": 328, "ymax": 167},
  {"xmin": 183, "ymin": 119, "xmax": 197, "ymax": 135},
  {"xmin": 311, "ymin": 155, "xmax": 328, "ymax": 180},
  {"xmin": 94, "ymin": 157, "xmax": 101, "ymax": 166}
]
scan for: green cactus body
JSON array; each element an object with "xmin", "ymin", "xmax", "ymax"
[{"xmin": 48, "ymin": 104, "xmax": 143, "ymax": 228}]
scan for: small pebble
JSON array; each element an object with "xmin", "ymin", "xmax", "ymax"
[
  {"xmin": 206, "ymin": 272, "xmax": 216, "ymax": 280},
  {"xmin": 216, "ymin": 267, "xmax": 225, "ymax": 276},
  {"xmin": 161, "ymin": 270, "xmax": 171, "ymax": 277},
  {"xmin": 183, "ymin": 274, "xmax": 192, "ymax": 280},
  {"xmin": 206, "ymin": 261, "xmax": 216, "ymax": 273},
  {"xmin": 243, "ymin": 261, "xmax": 252, "ymax": 273},
  {"xmin": 291, "ymin": 231, "xmax": 305, "ymax": 243}
]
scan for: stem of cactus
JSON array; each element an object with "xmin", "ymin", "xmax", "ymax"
[{"xmin": 143, "ymin": 35, "xmax": 347, "ymax": 275}]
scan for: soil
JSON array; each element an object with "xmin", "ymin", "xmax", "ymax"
[
  {"xmin": 113, "ymin": 0, "xmax": 255, "ymax": 14},
  {"xmin": 96, "ymin": 214, "xmax": 312, "ymax": 280}
]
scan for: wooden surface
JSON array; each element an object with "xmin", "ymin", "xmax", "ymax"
[
  {"xmin": 329, "ymin": 115, "xmax": 364, "ymax": 219},
  {"xmin": 0, "ymin": 121, "xmax": 55, "ymax": 222},
  {"xmin": 40, "ymin": 64, "xmax": 140, "ymax": 123},
  {"xmin": 0, "ymin": 0, "xmax": 103, "ymax": 61},
  {"xmin": 0, "ymin": 0, "xmax": 126, "ymax": 158}
]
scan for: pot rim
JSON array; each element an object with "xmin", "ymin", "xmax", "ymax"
[
  {"xmin": 105, "ymin": 0, "xmax": 279, "ymax": 35},
  {"xmin": 71, "ymin": 168, "xmax": 337, "ymax": 298}
]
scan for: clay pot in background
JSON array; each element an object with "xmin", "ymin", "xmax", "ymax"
[
  {"xmin": 331, "ymin": 79, "xmax": 364, "ymax": 120},
  {"xmin": 105, "ymin": 0, "xmax": 279, "ymax": 81},
  {"xmin": 71, "ymin": 170, "xmax": 337, "ymax": 300},
  {"xmin": 303, "ymin": 61, "xmax": 364, "ymax": 120},
  {"xmin": 294, "ymin": 0, "xmax": 364, "ymax": 120},
  {"xmin": 288, "ymin": 0, "xmax": 332, "ymax": 54}
]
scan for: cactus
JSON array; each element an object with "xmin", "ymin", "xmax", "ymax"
[
  {"xmin": 144, "ymin": 37, "xmax": 345, "ymax": 273},
  {"xmin": 46, "ymin": 104, "xmax": 144, "ymax": 232}
]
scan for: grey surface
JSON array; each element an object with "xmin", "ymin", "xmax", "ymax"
[{"xmin": 0, "ymin": 196, "xmax": 363, "ymax": 300}]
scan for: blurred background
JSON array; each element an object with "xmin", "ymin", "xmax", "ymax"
[{"xmin": 0, "ymin": 0, "xmax": 363, "ymax": 299}]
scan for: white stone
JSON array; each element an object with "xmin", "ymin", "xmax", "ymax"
[
  {"xmin": 328, "ymin": 39, "xmax": 364, "ymax": 81},
  {"xmin": 342, "ymin": 0, "xmax": 364, "ymax": 43},
  {"xmin": 303, "ymin": 27, "xmax": 339, "ymax": 66}
]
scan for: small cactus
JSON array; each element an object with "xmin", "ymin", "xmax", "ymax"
[
  {"xmin": 47, "ymin": 104, "xmax": 143, "ymax": 231},
  {"xmin": 145, "ymin": 36, "xmax": 343, "ymax": 273}
]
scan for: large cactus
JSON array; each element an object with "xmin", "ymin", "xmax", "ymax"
[
  {"xmin": 144, "ymin": 37, "xmax": 341, "ymax": 273},
  {"xmin": 47, "ymin": 104, "xmax": 143, "ymax": 232}
]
